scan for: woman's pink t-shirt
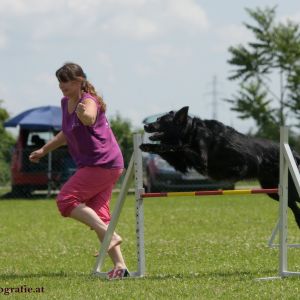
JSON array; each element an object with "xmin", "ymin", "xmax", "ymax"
[{"xmin": 61, "ymin": 93, "xmax": 124, "ymax": 169}]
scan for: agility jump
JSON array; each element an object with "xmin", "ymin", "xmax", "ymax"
[{"xmin": 93, "ymin": 127, "xmax": 300, "ymax": 279}]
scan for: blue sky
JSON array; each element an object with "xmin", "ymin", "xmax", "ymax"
[{"xmin": 1, "ymin": 0, "xmax": 299, "ymax": 133}]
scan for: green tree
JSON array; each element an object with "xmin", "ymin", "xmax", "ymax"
[
  {"xmin": 227, "ymin": 80, "xmax": 279, "ymax": 139},
  {"xmin": 0, "ymin": 100, "xmax": 16, "ymax": 185},
  {"xmin": 227, "ymin": 6, "xmax": 300, "ymax": 140},
  {"xmin": 109, "ymin": 112, "xmax": 137, "ymax": 168}
]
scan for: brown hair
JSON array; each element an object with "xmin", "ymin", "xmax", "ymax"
[{"xmin": 55, "ymin": 62, "xmax": 106, "ymax": 112}]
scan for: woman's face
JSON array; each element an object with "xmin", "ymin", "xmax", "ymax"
[{"xmin": 59, "ymin": 80, "xmax": 81, "ymax": 98}]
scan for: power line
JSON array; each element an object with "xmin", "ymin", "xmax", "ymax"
[
  {"xmin": 212, "ymin": 75, "xmax": 218, "ymax": 120},
  {"xmin": 203, "ymin": 75, "xmax": 221, "ymax": 120}
]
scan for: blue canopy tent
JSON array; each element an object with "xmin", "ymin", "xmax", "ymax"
[
  {"xmin": 4, "ymin": 106, "xmax": 63, "ymax": 196},
  {"xmin": 4, "ymin": 106, "xmax": 62, "ymax": 130}
]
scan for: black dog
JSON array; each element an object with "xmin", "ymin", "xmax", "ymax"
[{"xmin": 140, "ymin": 106, "xmax": 300, "ymax": 228}]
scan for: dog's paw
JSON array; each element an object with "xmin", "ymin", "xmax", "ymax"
[
  {"xmin": 139, "ymin": 144, "xmax": 154, "ymax": 152},
  {"xmin": 140, "ymin": 143, "xmax": 182, "ymax": 153},
  {"xmin": 140, "ymin": 143, "xmax": 169, "ymax": 153},
  {"xmin": 139, "ymin": 144, "xmax": 147, "ymax": 151}
]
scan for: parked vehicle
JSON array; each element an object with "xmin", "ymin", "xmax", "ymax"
[
  {"xmin": 142, "ymin": 113, "xmax": 235, "ymax": 192},
  {"xmin": 10, "ymin": 128, "xmax": 76, "ymax": 195},
  {"xmin": 4, "ymin": 106, "xmax": 76, "ymax": 196}
]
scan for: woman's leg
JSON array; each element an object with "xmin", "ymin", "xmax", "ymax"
[
  {"xmin": 85, "ymin": 169, "xmax": 128, "ymax": 270},
  {"xmin": 57, "ymin": 167, "xmax": 127, "ymax": 270},
  {"xmin": 69, "ymin": 203, "xmax": 122, "ymax": 251},
  {"xmin": 70, "ymin": 204, "xmax": 127, "ymax": 269},
  {"xmin": 108, "ymin": 246, "xmax": 127, "ymax": 269}
]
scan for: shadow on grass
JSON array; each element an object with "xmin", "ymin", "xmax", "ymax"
[
  {"xmin": 0, "ymin": 192, "xmax": 55, "ymax": 200},
  {"xmin": 0, "ymin": 271, "xmax": 89, "ymax": 280},
  {"xmin": 146, "ymin": 269, "xmax": 278, "ymax": 281},
  {"xmin": 0, "ymin": 269, "xmax": 279, "ymax": 281}
]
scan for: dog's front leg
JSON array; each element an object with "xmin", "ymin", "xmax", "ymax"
[
  {"xmin": 140, "ymin": 143, "xmax": 181, "ymax": 153},
  {"xmin": 182, "ymin": 145, "xmax": 208, "ymax": 175}
]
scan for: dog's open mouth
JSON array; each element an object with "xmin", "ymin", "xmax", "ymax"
[
  {"xmin": 149, "ymin": 132, "xmax": 164, "ymax": 141},
  {"xmin": 144, "ymin": 123, "xmax": 158, "ymax": 133}
]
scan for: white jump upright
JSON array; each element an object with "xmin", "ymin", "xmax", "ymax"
[
  {"xmin": 268, "ymin": 219, "xmax": 300, "ymax": 248},
  {"xmin": 93, "ymin": 133, "xmax": 145, "ymax": 278},
  {"xmin": 133, "ymin": 133, "xmax": 146, "ymax": 277},
  {"xmin": 278, "ymin": 126, "xmax": 300, "ymax": 278},
  {"xmin": 268, "ymin": 135, "xmax": 300, "ymax": 249}
]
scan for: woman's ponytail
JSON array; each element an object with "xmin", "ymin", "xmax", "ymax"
[{"xmin": 81, "ymin": 80, "xmax": 106, "ymax": 112}]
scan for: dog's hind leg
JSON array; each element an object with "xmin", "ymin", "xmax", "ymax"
[
  {"xmin": 287, "ymin": 173, "xmax": 300, "ymax": 228},
  {"xmin": 259, "ymin": 176, "xmax": 300, "ymax": 229}
]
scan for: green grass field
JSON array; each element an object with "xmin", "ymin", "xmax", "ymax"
[{"xmin": 1, "ymin": 193, "xmax": 300, "ymax": 299}]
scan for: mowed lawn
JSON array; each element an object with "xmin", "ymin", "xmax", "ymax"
[{"xmin": 1, "ymin": 192, "xmax": 300, "ymax": 299}]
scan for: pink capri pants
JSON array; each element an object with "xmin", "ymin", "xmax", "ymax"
[{"xmin": 56, "ymin": 166, "xmax": 123, "ymax": 224}]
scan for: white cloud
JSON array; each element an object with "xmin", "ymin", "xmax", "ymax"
[
  {"xmin": 99, "ymin": 0, "xmax": 209, "ymax": 40},
  {"xmin": 1, "ymin": 0, "xmax": 209, "ymax": 42},
  {"xmin": 0, "ymin": 0, "xmax": 61, "ymax": 15},
  {"xmin": 101, "ymin": 15, "xmax": 160, "ymax": 40},
  {"xmin": 34, "ymin": 73, "xmax": 57, "ymax": 87},
  {"xmin": 0, "ymin": 82, "xmax": 8, "ymax": 97},
  {"xmin": 96, "ymin": 52, "xmax": 113, "ymax": 68},
  {"xmin": 134, "ymin": 44, "xmax": 192, "ymax": 77},
  {"xmin": 65, "ymin": 0, "xmax": 103, "ymax": 15},
  {"xmin": 214, "ymin": 11, "xmax": 300, "ymax": 54},
  {"xmin": 106, "ymin": 0, "xmax": 147, "ymax": 6},
  {"xmin": 165, "ymin": 0, "xmax": 208, "ymax": 30},
  {"xmin": 95, "ymin": 52, "xmax": 115, "ymax": 84},
  {"xmin": 214, "ymin": 24, "xmax": 253, "ymax": 53},
  {"xmin": 134, "ymin": 64, "xmax": 154, "ymax": 77},
  {"xmin": 280, "ymin": 12, "xmax": 300, "ymax": 23},
  {"xmin": 149, "ymin": 44, "xmax": 191, "ymax": 58},
  {"xmin": 149, "ymin": 44, "xmax": 175, "ymax": 58},
  {"xmin": 0, "ymin": 0, "xmax": 145, "ymax": 16},
  {"xmin": 0, "ymin": 30, "xmax": 7, "ymax": 48},
  {"xmin": 32, "ymin": 17, "xmax": 69, "ymax": 40}
]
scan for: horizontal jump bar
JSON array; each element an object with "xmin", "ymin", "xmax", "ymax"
[{"xmin": 141, "ymin": 188, "xmax": 278, "ymax": 198}]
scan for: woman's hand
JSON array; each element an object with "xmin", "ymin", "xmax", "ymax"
[
  {"xmin": 29, "ymin": 148, "xmax": 46, "ymax": 163},
  {"xmin": 76, "ymin": 99, "xmax": 97, "ymax": 126},
  {"xmin": 29, "ymin": 131, "xmax": 66, "ymax": 163},
  {"xmin": 76, "ymin": 102, "xmax": 86, "ymax": 116}
]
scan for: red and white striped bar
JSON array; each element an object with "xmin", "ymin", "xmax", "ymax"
[{"xmin": 141, "ymin": 188, "xmax": 278, "ymax": 198}]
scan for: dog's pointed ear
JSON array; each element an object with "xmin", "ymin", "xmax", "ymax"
[{"xmin": 174, "ymin": 106, "xmax": 189, "ymax": 125}]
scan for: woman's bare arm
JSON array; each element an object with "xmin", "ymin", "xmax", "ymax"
[{"xmin": 29, "ymin": 131, "xmax": 67, "ymax": 163}]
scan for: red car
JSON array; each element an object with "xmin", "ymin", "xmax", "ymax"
[{"xmin": 10, "ymin": 128, "xmax": 75, "ymax": 196}]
